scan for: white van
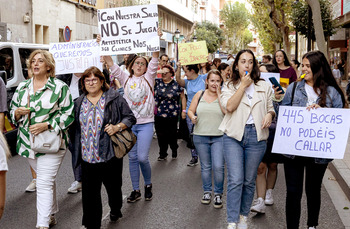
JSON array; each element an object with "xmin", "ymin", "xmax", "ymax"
[{"xmin": 0, "ymin": 42, "xmax": 49, "ymax": 153}]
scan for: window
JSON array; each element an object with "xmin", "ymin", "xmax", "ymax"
[{"xmin": 0, "ymin": 48, "xmax": 14, "ymax": 82}]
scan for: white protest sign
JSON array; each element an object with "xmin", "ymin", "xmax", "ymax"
[
  {"xmin": 261, "ymin": 72, "xmax": 280, "ymax": 83},
  {"xmin": 50, "ymin": 40, "xmax": 102, "ymax": 75},
  {"xmin": 97, "ymin": 4, "xmax": 159, "ymax": 55},
  {"xmin": 272, "ymin": 106, "xmax": 350, "ymax": 159}
]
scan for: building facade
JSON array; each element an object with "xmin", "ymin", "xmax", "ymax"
[{"xmin": 330, "ymin": 0, "xmax": 350, "ymax": 79}]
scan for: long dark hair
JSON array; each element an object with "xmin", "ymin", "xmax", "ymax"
[
  {"xmin": 228, "ymin": 49, "xmax": 260, "ymax": 87},
  {"xmin": 302, "ymin": 51, "xmax": 346, "ymax": 108},
  {"xmin": 273, "ymin": 49, "xmax": 291, "ymax": 67}
]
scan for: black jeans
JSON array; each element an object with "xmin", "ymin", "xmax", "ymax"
[
  {"xmin": 284, "ymin": 156, "xmax": 328, "ymax": 229},
  {"xmin": 81, "ymin": 157, "xmax": 123, "ymax": 229},
  {"xmin": 154, "ymin": 116, "xmax": 179, "ymax": 157}
]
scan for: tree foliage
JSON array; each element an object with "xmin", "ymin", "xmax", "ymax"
[
  {"xmin": 292, "ymin": 0, "xmax": 339, "ymax": 41},
  {"xmin": 249, "ymin": 0, "xmax": 293, "ymax": 57},
  {"xmin": 196, "ymin": 21, "xmax": 225, "ymax": 53},
  {"xmin": 219, "ymin": 2, "xmax": 252, "ymax": 53},
  {"xmin": 249, "ymin": 0, "xmax": 282, "ymax": 54}
]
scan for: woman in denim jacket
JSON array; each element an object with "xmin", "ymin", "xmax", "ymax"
[{"xmin": 277, "ymin": 51, "xmax": 346, "ymax": 229}]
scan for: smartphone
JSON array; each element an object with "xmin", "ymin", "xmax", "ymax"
[{"xmin": 268, "ymin": 77, "xmax": 285, "ymax": 94}]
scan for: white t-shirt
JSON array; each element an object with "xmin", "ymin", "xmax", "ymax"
[
  {"xmin": 0, "ymin": 140, "xmax": 8, "ymax": 171},
  {"xmin": 305, "ymin": 83, "xmax": 319, "ymax": 106},
  {"xmin": 245, "ymin": 83, "xmax": 255, "ymax": 124},
  {"xmin": 69, "ymin": 74, "xmax": 81, "ymax": 100}
]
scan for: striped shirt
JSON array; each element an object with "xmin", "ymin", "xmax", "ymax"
[
  {"xmin": 79, "ymin": 93, "xmax": 106, "ymax": 163},
  {"xmin": 10, "ymin": 77, "xmax": 74, "ymax": 159}
]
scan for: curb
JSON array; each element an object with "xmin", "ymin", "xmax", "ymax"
[{"xmin": 329, "ymin": 160, "xmax": 350, "ymax": 201}]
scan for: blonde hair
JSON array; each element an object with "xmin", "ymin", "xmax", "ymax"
[
  {"xmin": 27, "ymin": 50, "xmax": 56, "ymax": 78},
  {"xmin": 0, "ymin": 132, "xmax": 10, "ymax": 159}
]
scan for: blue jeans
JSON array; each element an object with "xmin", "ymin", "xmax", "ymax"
[
  {"xmin": 186, "ymin": 115, "xmax": 198, "ymax": 158},
  {"xmin": 128, "ymin": 123, "xmax": 153, "ymax": 190},
  {"xmin": 193, "ymin": 135, "xmax": 224, "ymax": 194},
  {"xmin": 223, "ymin": 124, "xmax": 266, "ymax": 223}
]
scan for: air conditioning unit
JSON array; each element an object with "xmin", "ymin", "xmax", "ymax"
[{"xmin": 23, "ymin": 15, "xmax": 30, "ymax": 23}]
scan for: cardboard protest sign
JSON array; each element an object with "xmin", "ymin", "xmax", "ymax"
[
  {"xmin": 272, "ymin": 106, "xmax": 350, "ymax": 159},
  {"xmin": 50, "ymin": 40, "xmax": 102, "ymax": 75},
  {"xmin": 98, "ymin": 4, "xmax": 159, "ymax": 55},
  {"xmin": 178, "ymin": 41, "xmax": 208, "ymax": 65}
]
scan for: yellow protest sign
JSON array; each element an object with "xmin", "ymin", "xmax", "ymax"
[{"xmin": 178, "ymin": 41, "xmax": 208, "ymax": 65}]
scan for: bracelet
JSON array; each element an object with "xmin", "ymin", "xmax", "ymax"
[
  {"xmin": 182, "ymin": 110, "xmax": 186, "ymax": 113},
  {"xmin": 116, "ymin": 124, "xmax": 123, "ymax": 132}
]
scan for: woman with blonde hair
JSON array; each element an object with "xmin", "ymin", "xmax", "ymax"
[{"xmin": 10, "ymin": 50, "xmax": 74, "ymax": 229}]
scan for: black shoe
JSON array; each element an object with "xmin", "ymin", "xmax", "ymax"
[
  {"xmin": 187, "ymin": 157, "xmax": 198, "ymax": 166},
  {"xmin": 127, "ymin": 190, "xmax": 141, "ymax": 203},
  {"xmin": 172, "ymin": 151, "xmax": 177, "ymax": 159},
  {"xmin": 157, "ymin": 155, "xmax": 167, "ymax": 161},
  {"xmin": 110, "ymin": 212, "xmax": 122, "ymax": 222},
  {"xmin": 144, "ymin": 184, "xmax": 153, "ymax": 201}
]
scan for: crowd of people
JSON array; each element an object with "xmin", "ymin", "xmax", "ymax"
[{"xmin": 0, "ymin": 27, "xmax": 348, "ymax": 229}]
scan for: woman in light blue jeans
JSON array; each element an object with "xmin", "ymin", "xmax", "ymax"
[
  {"xmin": 188, "ymin": 70, "xmax": 226, "ymax": 208},
  {"xmin": 219, "ymin": 50, "xmax": 275, "ymax": 229}
]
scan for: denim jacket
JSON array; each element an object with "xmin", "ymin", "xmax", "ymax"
[{"xmin": 280, "ymin": 79, "xmax": 343, "ymax": 164}]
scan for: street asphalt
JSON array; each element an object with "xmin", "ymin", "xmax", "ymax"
[{"xmin": 0, "ymin": 139, "xmax": 345, "ymax": 229}]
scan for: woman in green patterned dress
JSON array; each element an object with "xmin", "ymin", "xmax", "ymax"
[{"xmin": 10, "ymin": 50, "xmax": 74, "ymax": 229}]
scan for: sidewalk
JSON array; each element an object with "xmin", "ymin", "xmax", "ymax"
[{"xmin": 328, "ymin": 80, "xmax": 350, "ymax": 201}]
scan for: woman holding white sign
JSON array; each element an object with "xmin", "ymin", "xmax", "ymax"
[
  {"xmin": 219, "ymin": 49, "xmax": 275, "ymax": 229},
  {"xmin": 103, "ymin": 28, "xmax": 162, "ymax": 203},
  {"xmin": 277, "ymin": 50, "xmax": 346, "ymax": 229}
]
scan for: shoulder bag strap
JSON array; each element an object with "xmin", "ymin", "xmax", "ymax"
[
  {"xmin": 191, "ymin": 90, "xmax": 205, "ymax": 132},
  {"xmin": 291, "ymin": 82, "xmax": 297, "ymax": 105}
]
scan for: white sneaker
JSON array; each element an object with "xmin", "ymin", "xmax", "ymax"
[
  {"xmin": 67, "ymin": 181, "xmax": 82, "ymax": 194},
  {"xmin": 25, "ymin": 179, "xmax": 36, "ymax": 192},
  {"xmin": 237, "ymin": 215, "xmax": 248, "ymax": 229},
  {"xmin": 308, "ymin": 227, "xmax": 316, "ymax": 229},
  {"xmin": 250, "ymin": 197, "xmax": 266, "ymax": 213},
  {"xmin": 227, "ymin": 222, "xmax": 237, "ymax": 229},
  {"xmin": 265, "ymin": 189, "xmax": 274, "ymax": 205}
]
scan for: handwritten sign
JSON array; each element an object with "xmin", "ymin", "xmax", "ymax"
[
  {"xmin": 98, "ymin": 4, "xmax": 159, "ymax": 55},
  {"xmin": 178, "ymin": 41, "xmax": 208, "ymax": 65},
  {"xmin": 50, "ymin": 40, "xmax": 102, "ymax": 75},
  {"xmin": 272, "ymin": 106, "xmax": 350, "ymax": 159}
]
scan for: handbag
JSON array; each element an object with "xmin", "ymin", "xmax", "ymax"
[
  {"xmin": 29, "ymin": 130, "xmax": 62, "ymax": 154},
  {"xmin": 27, "ymin": 93, "xmax": 61, "ymax": 154},
  {"xmin": 110, "ymin": 128, "xmax": 137, "ymax": 159}
]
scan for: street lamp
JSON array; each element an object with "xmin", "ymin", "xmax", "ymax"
[{"xmin": 175, "ymin": 29, "xmax": 180, "ymax": 62}]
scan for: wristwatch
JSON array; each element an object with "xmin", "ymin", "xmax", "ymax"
[{"xmin": 116, "ymin": 124, "xmax": 123, "ymax": 132}]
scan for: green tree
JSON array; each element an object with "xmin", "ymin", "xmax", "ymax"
[
  {"xmin": 292, "ymin": 0, "xmax": 338, "ymax": 44},
  {"xmin": 249, "ymin": 0, "xmax": 293, "ymax": 58},
  {"xmin": 220, "ymin": 2, "xmax": 251, "ymax": 53},
  {"xmin": 195, "ymin": 21, "xmax": 225, "ymax": 53},
  {"xmin": 249, "ymin": 0, "xmax": 282, "ymax": 54}
]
